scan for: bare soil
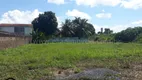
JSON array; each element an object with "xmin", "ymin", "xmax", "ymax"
[
  {"xmin": 121, "ymin": 63, "xmax": 142, "ymax": 80},
  {"xmin": 48, "ymin": 63, "xmax": 142, "ymax": 80}
]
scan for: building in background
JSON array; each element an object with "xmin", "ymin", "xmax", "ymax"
[{"xmin": 0, "ymin": 24, "xmax": 33, "ymax": 36}]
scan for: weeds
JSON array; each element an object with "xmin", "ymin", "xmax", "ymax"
[{"xmin": 0, "ymin": 43, "xmax": 142, "ymax": 79}]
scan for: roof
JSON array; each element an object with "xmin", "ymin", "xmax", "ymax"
[{"xmin": 0, "ymin": 24, "xmax": 33, "ymax": 27}]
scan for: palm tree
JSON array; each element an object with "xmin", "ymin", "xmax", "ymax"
[
  {"xmin": 73, "ymin": 17, "xmax": 95, "ymax": 38},
  {"xmin": 61, "ymin": 17, "xmax": 95, "ymax": 38},
  {"xmin": 61, "ymin": 19, "xmax": 75, "ymax": 37}
]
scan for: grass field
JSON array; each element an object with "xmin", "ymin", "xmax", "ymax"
[{"xmin": 0, "ymin": 43, "xmax": 142, "ymax": 80}]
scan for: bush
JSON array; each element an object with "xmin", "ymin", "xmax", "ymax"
[
  {"xmin": 135, "ymin": 33, "xmax": 142, "ymax": 43},
  {"xmin": 30, "ymin": 30, "xmax": 46, "ymax": 43}
]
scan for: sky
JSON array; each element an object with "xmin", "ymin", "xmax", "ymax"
[{"xmin": 0, "ymin": 0, "xmax": 142, "ymax": 32}]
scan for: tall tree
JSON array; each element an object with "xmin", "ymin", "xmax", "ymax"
[
  {"xmin": 61, "ymin": 19, "xmax": 75, "ymax": 37},
  {"xmin": 32, "ymin": 11, "xmax": 58, "ymax": 36},
  {"xmin": 61, "ymin": 17, "xmax": 95, "ymax": 38},
  {"xmin": 104, "ymin": 28, "xmax": 113, "ymax": 34},
  {"xmin": 114, "ymin": 27, "xmax": 142, "ymax": 42},
  {"xmin": 72, "ymin": 17, "xmax": 88, "ymax": 38}
]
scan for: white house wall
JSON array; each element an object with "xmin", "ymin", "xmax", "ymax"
[
  {"xmin": 0, "ymin": 27, "xmax": 14, "ymax": 33},
  {"xmin": 25, "ymin": 27, "xmax": 33, "ymax": 36},
  {"xmin": 0, "ymin": 27, "xmax": 32, "ymax": 36}
]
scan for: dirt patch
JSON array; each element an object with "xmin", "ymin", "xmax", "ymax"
[
  {"xmin": 121, "ymin": 63, "xmax": 142, "ymax": 80},
  {"xmin": 44, "ymin": 63, "xmax": 142, "ymax": 80}
]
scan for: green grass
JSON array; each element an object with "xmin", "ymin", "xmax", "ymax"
[{"xmin": 0, "ymin": 43, "xmax": 142, "ymax": 79}]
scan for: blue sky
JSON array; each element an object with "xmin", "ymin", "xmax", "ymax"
[{"xmin": 0, "ymin": 0, "xmax": 142, "ymax": 32}]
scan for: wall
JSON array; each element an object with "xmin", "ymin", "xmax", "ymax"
[
  {"xmin": 0, "ymin": 27, "xmax": 14, "ymax": 33},
  {"xmin": 0, "ymin": 27, "xmax": 33, "ymax": 36},
  {"xmin": 25, "ymin": 27, "xmax": 32, "ymax": 36},
  {"xmin": 0, "ymin": 36, "xmax": 32, "ymax": 50}
]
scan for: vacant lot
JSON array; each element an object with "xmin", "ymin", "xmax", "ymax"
[{"xmin": 0, "ymin": 43, "xmax": 142, "ymax": 80}]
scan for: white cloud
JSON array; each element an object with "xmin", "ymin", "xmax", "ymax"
[
  {"xmin": 110, "ymin": 25, "xmax": 131, "ymax": 32},
  {"xmin": 0, "ymin": 9, "xmax": 62, "ymax": 28},
  {"xmin": 57, "ymin": 17, "xmax": 62, "ymax": 28},
  {"xmin": 131, "ymin": 20, "xmax": 142, "ymax": 25},
  {"xmin": 75, "ymin": 0, "xmax": 122, "ymax": 7},
  {"xmin": 0, "ymin": 9, "xmax": 41, "ymax": 24},
  {"xmin": 75, "ymin": 0, "xmax": 96, "ymax": 7},
  {"xmin": 47, "ymin": 0, "xmax": 142, "ymax": 9},
  {"xmin": 94, "ymin": 19, "xmax": 142, "ymax": 33},
  {"xmin": 93, "ymin": 19, "xmax": 142, "ymax": 33},
  {"xmin": 47, "ymin": 0, "xmax": 65, "ymax": 5},
  {"xmin": 93, "ymin": 24, "xmax": 103, "ymax": 32},
  {"xmin": 66, "ymin": 9, "xmax": 91, "ymax": 20},
  {"xmin": 93, "ymin": 24, "xmax": 130, "ymax": 33},
  {"xmin": 74, "ymin": 0, "xmax": 142, "ymax": 9},
  {"xmin": 96, "ymin": 10, "xmax": 112, "ymax": 19},
  {"xmin": 121, "ymin": 0, "xmax": 142, "ymax": 9}
]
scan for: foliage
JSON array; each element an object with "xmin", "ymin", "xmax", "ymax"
[
  {"xmin": 104, "ymin": 28, "xmax": 113, "ymax": 34},
  {"xmin": 30, "ymin": 30, "xmax": 46, "ymax": 43},
  {"xmin": 61, "ymin": 17, "xmax": 95, "ymax": 38},
  {"xmin": 135, "ymin": 33, "xmax": 142, "ymax": 43},
  {"xmin": 97, "ymin": 28, "xmax": 113, "ymax": 35},
  {"xmin": 60, "ymin": 19, "xmax": 74, "ymax": 37},
  {"xmin": 32, "ymin": 11, "xmax": 58, "ymax": 36},
  {"xmin": 92, "ymin": 34, "xmax": 115, "ymax": 42},
  {"xmin": 30, "ymin": 11, "xmax": 142, "ymax": 43},
  {"xmin": 91, "ymin": 28, "xmax": 114, "ymax": 42},
  {"xmin": 0, "ymin": 43, "xmax": 142, "ymax": 79},
  {"xmin": 114, "ymin": 27, "xmax": 142, "ymax": 42}
]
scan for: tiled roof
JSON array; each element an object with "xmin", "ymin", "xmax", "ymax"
[{"xmin": 0, "ymin": 24, "xmax": 32, "ymax": 27}]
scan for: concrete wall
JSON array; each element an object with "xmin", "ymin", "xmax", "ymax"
[
  {"xmin": 0, "ymin": 27, "xmax": 32, "ymax": 36},
  {"xmin": 25, "ymin": 27, "xmax": 33, "ymax": 36},
  {"xmin": 0, "ymin": 27, "xmax": 14, "ymax": 33}
]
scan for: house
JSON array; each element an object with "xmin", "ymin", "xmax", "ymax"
[{"xmin": 0, "ymin": 24, "xmax": 33, "ymax": 36}]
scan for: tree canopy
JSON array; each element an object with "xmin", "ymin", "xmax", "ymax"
[
  {"xmin": 61, "ymin": 17, "xmax": 95, "ymax": 38},
  {"xmin": 32, "ymin": 11, "xmax": 58, "ymax": 36},
  {"xmin": 104, "ymin": 28, "xmax": 113, "ymax": 34},
  {"xmin": 114, "ymin": 27, "xmax": 142, "ymax": 42},
  {"xmin": 31, "ymin": 11, "xmax": 142, "ymax": 43}
]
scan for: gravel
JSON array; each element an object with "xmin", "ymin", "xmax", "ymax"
[{"xmin": 63, "ymin": 68, "xmax": 120, "ymax": 80}]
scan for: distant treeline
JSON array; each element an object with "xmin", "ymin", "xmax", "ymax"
[
  {"xmin": 90, "ymin": 27, "xmax": 142, "ymax": 43},
  {"xmin": 30, "ymin": 11, "xmax": 142, "ymax": 43}
]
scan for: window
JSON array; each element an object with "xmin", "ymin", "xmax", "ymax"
[{"xmin": 14, "ymin": 27, "xmax": 25, "ymax": 35}]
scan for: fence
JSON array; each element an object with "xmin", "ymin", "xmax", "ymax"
[
  {"xmin": 32, "ymin": 37, "xmax": 89, "ymax": 43},
  {"xmin": 0, "ymin": 37, "xmax": 89, "ymax": 50}
]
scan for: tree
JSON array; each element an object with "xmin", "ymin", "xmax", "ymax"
[
  {"xmin": 104, "ymin": 28, "xmax": 113, "ymax": 34},
  {"xmin": 61, "ymin": 17, "xmax": 95, "ymax": 38},
  {"xmin": 114, "ymin": 27, "xmax": 142, "ymax": 42},
  {"xmin": 30, "ymin": 30, "xmax": 46, "ymax": 43},
  {"xmin": 32, "ymin": 11, "xmax": 58, "ymax": 36},
  {"xmin": 61, "ymin": 19, "xmax": 75, "ymax": 37},
  {"xmin": 135, "ymin": 33, "xmax": 142, "ymax": 43}
]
